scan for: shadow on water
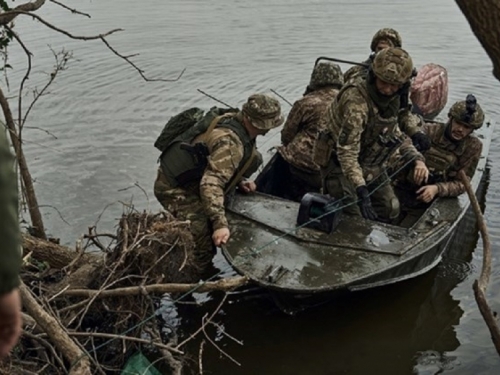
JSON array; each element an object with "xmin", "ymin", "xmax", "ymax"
[{"xmin": 154, "ymin": 168, "xmax": 491, "ymax": 375}]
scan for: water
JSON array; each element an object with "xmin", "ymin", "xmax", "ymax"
[{"xmin": 5, "ymin": 0, "xmax": 500, "ymax": 373}]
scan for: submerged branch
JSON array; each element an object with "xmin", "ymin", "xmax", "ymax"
[{"xmin": 459, "ymin": 170, "xmax": 500, "ymax": 356}]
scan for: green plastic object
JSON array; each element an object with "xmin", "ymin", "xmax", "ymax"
[{"xmin": 121, "ymin": 352, "xmax": 162, "ymax": 375}]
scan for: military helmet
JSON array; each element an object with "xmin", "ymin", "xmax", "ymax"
[
  {"xmin": 242, "ymin": 93, "xmax": 284, "ymax": 130},
  {"xmin": 370, "ymin": 28, "xmax": 402, "ymax": 52},
  {"xmin": 448, "ymin": 94, "xmax": 485, "ymax": 129},
  {"xmin": 309, "ymin": 62, "xmax": 344, "ymax": 90},
  {"xmin": 372, "ymin": 47, "xmax": 413, "ymax": 85}
]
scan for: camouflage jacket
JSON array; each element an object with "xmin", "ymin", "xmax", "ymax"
[
  {"xmin": 422, "ymin": 122, "xmax": 482, "ymax": 197},
  {"xmin": 200, "ymin": 127, "xmax": 254, "ymax": 230},
  {"xmin": 324, "ymin": 82, "xmax": 424, "ymax": 188},
  {"xmin": 279, "ymin": 88, "xmax": 340, "ymax": 172},
  {"xmin": 0, "ymin": 126, "xmax": 21, "ymax": 295}
]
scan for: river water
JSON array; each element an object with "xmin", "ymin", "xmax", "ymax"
[{"xmin": 7, "ymin": 0, "xmax": 500, "ymax": 374}]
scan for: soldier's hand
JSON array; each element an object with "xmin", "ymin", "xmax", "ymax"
[
  {"xmin": 416, "ymin": 185, "xmax": 439, "ymax": 203},
  {"xmin": 411, "ymin": 132, "xmax": 431, "ymax": 152},
  {"xmin": 0, "ymin": 288, "xmax": 22, "ymax": 358},
  {"xmin": 212, "ymin": 227, "xmax": 230, "ymax": 246},
  {"xmin": 238, "ymin": 180, "xmax": 257, "ymax": 193},
  {"xmin": 356, "ymin": 186, "xmax": 378, "ymax": 221},
  {"xmin": 413, "ymin": 160, "xmax": 429, "ymax": 185}
]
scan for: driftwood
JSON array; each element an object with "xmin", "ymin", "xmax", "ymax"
[
  {"xmin": 60, "ymin": 276, "xmax": 248, "ymax": 298},
  {"xmin": 20, "ymin": 283, "xmax": 92, "ymax": 375},
  {"xmin": 458, "ymin": 170, "xmax": 500, "ymax": 355},
  {"xmin": 11, "ymin": 211, "xmax": 247, "ymax": 374}
]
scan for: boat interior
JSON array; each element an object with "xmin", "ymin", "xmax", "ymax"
[{"xmin": 254, "ymin": 152, "xmax": 430, "ymax": 232}]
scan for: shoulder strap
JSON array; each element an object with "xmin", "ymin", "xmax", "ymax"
[
  {"xmin": 224, "ymin": 147, "xmax": 258, "ymax": 194},
  {"xmin": 197, "ymin": 113, "xmax": 235, "ymax": 143}
]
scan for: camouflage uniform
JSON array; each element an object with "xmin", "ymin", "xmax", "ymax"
[
  {"xmin": 344, "ymin": 28, "xmax": 402, "ymax": 85},
  {"xmin": 278, "ymin": 62, "xmax": 343, "ymax": 201},
  {"xmin": 0, "ymin": 125, "xmax": 21, "ymax": 295},
  {"xmin": 397, "ymin": 96, "xmax": 484, "ymax": 198},
  {"xmin": 154, "ymin": 94, "xmax": 283, "ymax": 274},
  {"xmin": 318, "ymin": 48, "xmax": 424, "ymax": 220},
  {"xmin": 420, "ymin": 121, "xmax": 482, "ymax": 197}
]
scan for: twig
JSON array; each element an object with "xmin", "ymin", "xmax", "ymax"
[
  {"xmin": 19, "ymin": 282, "xmax": 92, "ymax": 374},
  {"xmin": 60, "ymin": 276, "xmax": 248, "ymax": 299},
  {"xmin": 49, "ymin": 0, "xmax": 91, "ymax": 18},
  {"xmin": 22, "ymin": 331, "xmax": 66, "ymax": 371},
  {"xmin": 23, "ymin": 126, "xmax": 58, "ymax": 139},
  {"xmin": 201, "ymin": 313, "xmax": 240, "ymax": 366},
  {"xmin": 199, "ymin": 340, "xmax": 205, "ymax": 375},
  {"xmin": 208, "ymin": 321, "xmax": 244, "ymax": 345},
  {"xmin": 176, "ymin": 294, "xmax": 229, "ymax": 349},
  {"xmin": 100, "ymin": 36, "xmax": 186, "ymax": 82},
  {"xmin": 37, "ymin": 204, "xmax": 71, "ymax": 226},
  {"xmin": 459, "ymin": 170, "xmax": 500, "ymax": 355},
  {"xmin": 67, "ymin": 332, "xmax": 184, "ymax": 355}
]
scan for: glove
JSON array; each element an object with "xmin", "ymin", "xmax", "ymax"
[
  {"xmin": 411, "ymin": 132, "xmax": 431, "ymax": 152},
  {"xmin": 356, "ymin": 186, "xmax": 378, "ymax": 221}
]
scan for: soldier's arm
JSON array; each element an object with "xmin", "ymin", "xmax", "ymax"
[
  {"xmin": 398, "ymin": 110, "xmax": 424, "ymax": 137},
  {"xmin": 394, "ymin": 125, "xmax": 425, "ymax": 164},
  {"xmin": 281, "ymin": 100, "xmax": 305, "ymax": 146},
  {"xmin": 335, "ymin": 94, "xmax": 369, "ymax": 188},
  {"xmin": 435, "ymin": 138, "xmax": 483, "ymax": 197},
  {"xmin": 0, "ymin": 128, "xmax": 21, "ymax": 296},
  {"xmin": 199, "ymin": 129, "xmax": 244, "ymax": 230}
]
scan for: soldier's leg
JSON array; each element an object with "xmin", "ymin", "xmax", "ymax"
[
  {"xmin": 370, "ymin": 180, "xmax": 400, "ymax": 221},
  {"xmin": 323, "ymin": 166, "xmax": 361, "ymax": 216},
  {"xmin": 154, "ymin": 168, "xmax": 215, "ymax": 273}
]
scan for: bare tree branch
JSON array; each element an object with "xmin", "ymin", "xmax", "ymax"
[
  {"xmin": 49, "ymin": 0, "xmax": 91, "ymax": 18},
  {"xmin": 99, "ymin": 36, "xmax": 186, "ymax": 82},
  {"xmin": 0, "ymin": 0, "xmax": 47, "ymax": 25}
]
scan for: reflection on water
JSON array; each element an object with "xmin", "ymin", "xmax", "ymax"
[{"xmin": 4, "ymin": 0, "xmax": 500, "ymax": 373}]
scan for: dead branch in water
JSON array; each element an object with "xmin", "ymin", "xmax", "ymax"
[{"xmin": 458, "ymin": 170, "xmax": 500, "ymax": 356}]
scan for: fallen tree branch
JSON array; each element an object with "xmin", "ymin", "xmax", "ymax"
[
  {"xmin": 66, "ymin": 332, "xmax": 184, "ymax": 355},
  {"xmin": 60, "ymin": 277, "xmax": 248, "ymax": 298},
  {"xmin": 459, "ymin": 170, "xmax": 500, "ymax": 356},
  {"xmin": 20, "ymin": 282, "xmax": 92, "ymax": 374}
]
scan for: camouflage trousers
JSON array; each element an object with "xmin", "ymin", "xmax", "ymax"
[
  {"xmin": 322, "ymin": 163, "xmax": 400, "ymax": 221},
  {"xmin": 153, "ymin": 167, "xmax": 215, "ymax": 273}
]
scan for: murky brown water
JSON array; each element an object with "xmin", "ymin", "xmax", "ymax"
[{"xmin": 7, "ymin": 0, "xmax": 500, "ymax": 373}]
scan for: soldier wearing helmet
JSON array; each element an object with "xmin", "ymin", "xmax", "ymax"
[
  {"xmin": 344, "ymin": 28, "xmax": 402, "ymax": 85},
  {"xmin": 315, "ymin": 47, "xmax": 428, "ymax": 222},
  {"xmin": 397, "ymin": 94, "xmax": 484, "ymax": 203},
  {"xmin": 154, "ymin": 93, "xmax": 283, "ymax": 278},
  {"xmin": 278, "ymin": 62, "xmax": 344, "ymax": 201}
]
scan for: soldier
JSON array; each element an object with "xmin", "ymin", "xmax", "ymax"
[
  {"xmin": 154, "ymin": 94, "xmax": 283, "ymax": 276},
  {"xmin": 344, "ymin": 28, "xmax": 403, "ymax": 85},
  {"xmin": 0, "ymin": 126, "xmax": 22, "ymax": 358},
  {"xmin": 397, "ymin": 95, "xmax": 484, "ymax": 203},
  {"xmin": 315, "ymin": 47, "xmax": 429, "ymax": 222},
  {"xmin": 343, "ymin": 28, "xmax": 431, "ymax": 152},
  {"xmin": 278, "ymin": 62, "xmax": 344, "ymax": 201}
]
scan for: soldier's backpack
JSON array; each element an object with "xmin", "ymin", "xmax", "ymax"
[{"xmin": 154, "ymin": 106, "xmax": 239, "ymax": 152}]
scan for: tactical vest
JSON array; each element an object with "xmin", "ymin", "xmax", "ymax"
[
  {"xmin": 424, "ymin": 124, "xmax": 461, "ymax": 181},
  {"xmin": 335, "ymin": 83, "xmax": 403, "ymax": 168},
  {"xmin": 159, "ymin": 115, "xmax": 256, "ymax": 192}
]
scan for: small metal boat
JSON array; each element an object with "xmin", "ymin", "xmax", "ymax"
[{"xmin": 221, "ymin": 120, "xmax": 494, "ymax": 310}]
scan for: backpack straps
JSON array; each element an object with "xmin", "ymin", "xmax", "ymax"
[
  {"xmin": 224, "ymin": 147, "xmax": 258, "ymax": 194},
  {"xmin": 197, "ymin": 112, "xmax": 235, "ymax": 143}
]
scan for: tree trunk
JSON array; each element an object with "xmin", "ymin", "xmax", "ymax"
[
  {"xmin": 0, "ymin": 88, "xmax": 46, "ymax": 239},
  {"xmin": 455, "ymin": 0, "xmax": 500, "ymax": 80}
]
